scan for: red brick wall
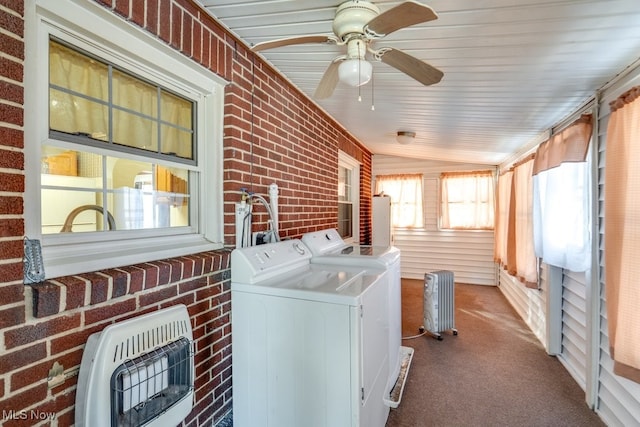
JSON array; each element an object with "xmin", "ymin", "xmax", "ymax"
[
  {"xmin": 222, "ymin": 41, "xmax": 372, "ymax": 241},
  {"xmin": 0, "ymin": 0, "xmax": 372, "ymax": 426}
]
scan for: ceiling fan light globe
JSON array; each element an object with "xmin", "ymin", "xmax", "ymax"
[{"xmin": 338, "ymin": 59, "xmax": 372, "ymax": 87}]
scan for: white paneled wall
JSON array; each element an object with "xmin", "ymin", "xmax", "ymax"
[
  {"xmin": 497, "ymin": 63, "xmax": 640, "ymax": 425},
  {"xmin": 498, "ymin": 264, "xmax": 547, "ymax": 345},
  {"xmin": 372, "ymin": 155, "xmax": 495, "ymax": 286},
  {"xmin": 560, "ymin": 270, "xmax": 588, "ymax": 390}
]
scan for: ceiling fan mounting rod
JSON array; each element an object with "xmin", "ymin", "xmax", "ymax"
[{"xmin": 345, "ymin": 37, "xmax": 368, "ymax": 59}]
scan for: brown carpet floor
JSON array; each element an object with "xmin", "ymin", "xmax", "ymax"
[{"xmin": 386, "ymin": 279, "xmax": 605, "ymax": 427}]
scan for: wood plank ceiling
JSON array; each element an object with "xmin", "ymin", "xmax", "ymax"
[{"xmin": 196, "ymin": 0, "xmax": 640, "ymax": 164}]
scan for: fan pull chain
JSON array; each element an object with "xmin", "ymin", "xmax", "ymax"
[
  {"xmin": 358, "ymin": 44, "xmax": 362, "ymax": 102},
  {"xmin": 371, "ymin": 70, "xmax": 375, "ymax": 111}
]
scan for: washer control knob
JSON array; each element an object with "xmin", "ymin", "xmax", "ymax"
[{"xmin": 293, "ymin": 242, "xmax": 306, "ymax": 255}]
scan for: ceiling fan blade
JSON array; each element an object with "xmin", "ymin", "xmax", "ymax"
[
  {"xmin": 378, "ymin": 48, "xmax": 443, "ymax": 86},
  {"xmin": 314, "ymin": 59, "xmax": 342, "ymax": 99},
  {"xmin": 365, "ymin": 1, "xmax": 438, "ymax": 37},
  {"xmin": 252, "ymin": 35, "xmax": 338, "ymax": 52}
]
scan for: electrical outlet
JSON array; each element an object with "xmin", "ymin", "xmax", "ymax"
[{"xmin": 252, "ymin": 232, "xmax": 267, "ymax": 245}]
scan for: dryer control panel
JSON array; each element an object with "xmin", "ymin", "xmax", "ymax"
[
  {"xmin": 301, "ymin": 228, "xmax": 345, "ymax": 255},
  {"xmin": 231, "ymin": 239, "xmax": 311, "ymax": 284}
]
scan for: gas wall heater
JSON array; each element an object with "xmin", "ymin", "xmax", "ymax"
[
  {"xmin": 76, "ymin": 305, "xmax": 194, "ymax": 427},
  {"xmin": 421, "ymin": 270, "xmax": 458, "ymax": 340}
]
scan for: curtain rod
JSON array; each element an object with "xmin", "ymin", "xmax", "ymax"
[{"xmin": 598, "ymin": 56, "xmax": 640, "ymax": 95}]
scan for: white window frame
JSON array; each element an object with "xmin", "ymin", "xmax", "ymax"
[
  {"xmin": 24, "ymin": 0, "xmax": 226, "ymax": 278},
  {"xmin": 338, "ymin": 151, "xmax": 360, "ymax": 243}
]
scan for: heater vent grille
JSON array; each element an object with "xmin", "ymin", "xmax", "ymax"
[
  {"xmin": 76, "ymin": 304, "xmax": 194, "ymax": 427},
  {"xmin": 112, "ymin": 319, "xmax": 191, "ymax": 363},
  {"xmin": 111, "ymin": 336, "xmax": 193, "ymax": 427}
]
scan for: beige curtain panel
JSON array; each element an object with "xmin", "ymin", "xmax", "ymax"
[
  {"xmin": 494, "ymin": 170, "xmax": 513, "ymax": 266},
  {"xmin": 604, "ymin": 86, "xmax": 640, "ymax": 384},
  {"xmin": 49, "ymin": 40, "xmax": 193, "ymax": 159},
  {"xmin": 512, "ymin": 157, "xmax": 538, "ymax": 288},
  {"xmin": 532, "ymin": 114, "xmax": 592, "ymax": 175},
  {"xmin": 494, "ymin": 155, "xmax": 538, "ymax": 288}
]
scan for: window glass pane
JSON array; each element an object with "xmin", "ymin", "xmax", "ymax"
[
  {"xmin": 112, "ymin": 109, "xmax": 158, "ymax": 151},
  {"xmin": 375, "ymin": 175, "xmax": 424, "ymax": 228},
  {"xmin": 49, "ymin": 40, "xmax": 108, "ymax": 101},
  {"xmin": 160, "ymin": 125, "xmax": 192, "ymax": 159},
  {"xmin": 338, "ymin": 166, "xmax": 351, "ymax": 202},
  {"xmin": 46, "ymin": 38, "xmax": 197, "ymax": 238},
  {"xmin": 41, "ymin": 147, "xmax": 104, "ymax": 234},
  {"xmin": 49, "ymin": 41, "xmax": 109, "ymax": 140},
  {"xmin": 112, "ymin": 69, "xmax": 158, "ymax": 117},
  {"xmin": 41, "ymin": 146, "xmax": 191, "ymax": 234},
  {"xmin": 440, "ymin": 172, "xmax": 494, "ymax": 230},
  {"xmin": 49, "ymin": 39, "xmax": 195, "ymax": 162},
  {"xmin": 109, "ymin": 158, "xmax": 190, "ymax": 231},
  {"xmin": 42, "ymin": 184, "xmax": 107, "ymax": 233},
  {"xmin": 161, "ymin": 91, "xmax": 192, "ymax": 128},
  {"xmin": 50, "ymin": 88, "xmax": 110, "ymax": 140},
  {"xmin": 161, "ymin": 91, "xmax": 193, "ymax": 159},
  {"xmin": 111, "ymin": 69, "xmax": 159, "ymax": 151},
  {"xmin": 338, "ymin": 202, "xmax": 353, "ymax": 239}
]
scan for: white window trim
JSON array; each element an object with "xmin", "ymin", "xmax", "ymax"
[
  {"xmin": 338, "ymin": 151, "xmax": 360, "ymax": 243},
  {"xmin": 25, "ymin": 0, "xmax": 227, "ymax": 278}
]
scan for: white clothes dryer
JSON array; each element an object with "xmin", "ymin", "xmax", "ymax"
[{"xmin": 301, "ymin": 228, "xmax": 412, "ymax": 408}]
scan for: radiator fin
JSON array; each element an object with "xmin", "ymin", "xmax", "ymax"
[{"xmin": 423, "ymin": 270, "xmax": 457, "ymax": 339}]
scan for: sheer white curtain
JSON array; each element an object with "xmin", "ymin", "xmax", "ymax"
[
  {"xmin": 513, "ymin": 157, "xmax": 538, "ymax": 287},
  {"xmin": 604, "ymin": 86, "xmax": 640, "ymax": 384},
  {"xmin": 494, "ymin": 170, "xmax": 513, "ymax": 266},
  {"xmin": 494, "ymin": 157, "xmax": 537, "ymax": 287},
  {"xmin": 532, "ymin": 115, "xmax": 593, "ymax": 272},
  {"xmin": 440, "ymin": 171, "xmax": 494, "ymax": 230},
  {"xmin": 375, "ymin": 174, "xmax": 424, "ymax": 228}
]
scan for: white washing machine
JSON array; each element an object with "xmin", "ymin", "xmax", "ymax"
[
  {"xmin": 301, "ymin": 229, "xmax": 412, "ymax": 408},
  {"xmin": 231, "ymin": 239, "xmax": 391, "ymax": 427}
]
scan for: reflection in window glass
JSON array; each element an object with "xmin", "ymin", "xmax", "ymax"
[
  {"xmin": 41, "ymin": 146, "xmax": 191, "ymax": 234},
  {"xmin": 338, "ymin": 202, "xmax": 353, "ymax": 239},
  {"xmin": 338, "ymin": 165, "xmax": 353, "ymax": 239},
  {"xmin": 338, "ymin": 165, "xmax": 351, "ymax": 202}
]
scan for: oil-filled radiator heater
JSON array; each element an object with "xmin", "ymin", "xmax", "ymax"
[
  {"xmin": 421, "ymin": 270, "xmax": 458, "ymax": 340},
  {"xmin": 75, "ymin": 305, "xmax": 194, "ymax": 427}
]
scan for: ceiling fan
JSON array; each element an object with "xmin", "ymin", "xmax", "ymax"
[{"xmin": 251, "ymin": 0, "xmax": 444, "ymax": 99}]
